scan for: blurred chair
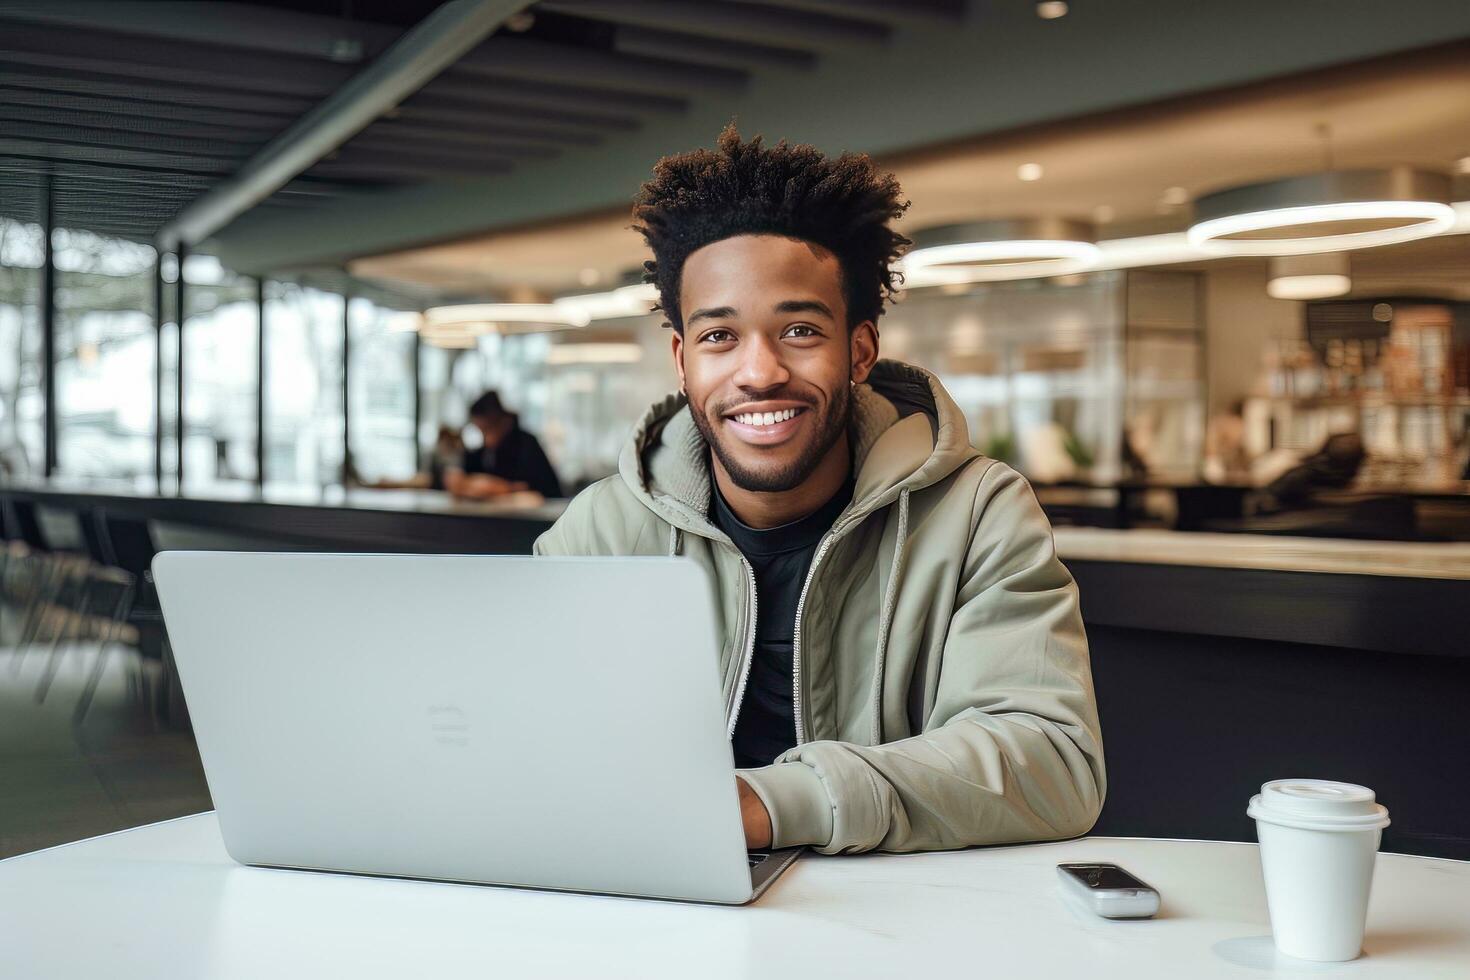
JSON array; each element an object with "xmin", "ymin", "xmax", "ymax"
[
  {"xmin": 3, "ymin": 498, "xmax": 88, "ymax": 677},
  {"xmin": 80, "ymin": 510, "xmax": 176, "ymax": 727},
  {"xmin": 22, "ymin": 505, "xmax": 141, "ymax": 730}
]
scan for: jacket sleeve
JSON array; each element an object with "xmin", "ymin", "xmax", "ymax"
[
  {"xmin": 739, "ymin": 463, "xmax": 1107, "ymax": 854},
  {"xmin": 533, "ymin": 478, "xmax": 652, "ymax": 556},
  {"xmin": 533, "ymin": 480, "xmax": 602, "ymax": 556}
]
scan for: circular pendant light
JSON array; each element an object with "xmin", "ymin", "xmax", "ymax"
[
  {"xmin": 1266, "ymin": 253, "xmax": 1351, "ymax": 300},
  {"xmin": 421, "ymin": 302, "xmax": 590, "ymax": 335},
  {"xmin": 902, "ymin": 218, "xmax": 1099, "ymax": 285},
  {"xmin": 1188, "ymin": 168, "xmax": 1454, "ymax": 255}
]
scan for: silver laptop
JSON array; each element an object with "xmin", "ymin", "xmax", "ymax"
[{"xmin": 152, "ymin": 552, "xmax": 800, "ymax": 905}]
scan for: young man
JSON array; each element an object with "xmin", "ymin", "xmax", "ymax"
[
  {"xmin": 535, "ymin": 127, "xmax": 1105, "ymax": 855},
  {"xmin": 445, "ymin": 391, "xmax": 563, "ymax": 499}
]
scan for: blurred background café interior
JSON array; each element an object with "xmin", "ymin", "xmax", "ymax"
[{"xmin": 1, "ymin": 0, "xmax": 1468, "ymax": 861}]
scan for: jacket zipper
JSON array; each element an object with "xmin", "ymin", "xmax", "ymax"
[
  {"xmin": 725, "ymin": 552, "xmax": 759, "ymax": 738},
  {"xmin": 790, "ymin": 514, "xmax": 860, "ymax": 746}
]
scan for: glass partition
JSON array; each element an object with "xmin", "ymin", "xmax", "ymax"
[
  {"xmin": 264, "ymin": 281, "xmax": 344, "ymax": 486},
  {"xmin": 180, "ymin": 254, "xmax": 257, "ymax": 490},
  {"xmin": 347, "ymin": 296, "xmax": 416, "ymax": 482}
]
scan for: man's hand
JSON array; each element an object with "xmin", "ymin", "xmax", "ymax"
[
  {"xmin": 451, "ymin": 473, "xmax": 530, "ymax": 499},
  {"xmin": 736, "ymin": 775, "xmax": 772, "ymax": 850}
]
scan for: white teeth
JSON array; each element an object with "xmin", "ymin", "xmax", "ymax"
[{"xmin": 732, "ymin": 408, "xmax": 799, "ymax": 427}]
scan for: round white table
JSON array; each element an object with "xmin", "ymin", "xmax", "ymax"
[{"xmin": 3, "ymin": 813, "xmax": 1466, "ymax": 979}]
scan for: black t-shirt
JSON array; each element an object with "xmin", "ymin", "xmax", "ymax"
[
  {"xmin": 460, "ymin": 421, "xmax": 563, "ymax": 498},
  {"xmin": 713, "ymin": 477, "xmax": 854, "ymax": 769}
]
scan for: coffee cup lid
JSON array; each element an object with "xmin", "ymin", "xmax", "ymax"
[{"xmin": 1247, "ymin": 779, "xmax": 1390, "ymax": 832}]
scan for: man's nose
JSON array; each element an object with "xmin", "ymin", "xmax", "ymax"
[{"xmin": 732, "ymin": 335, "xmax": 790, "ymax": 391}]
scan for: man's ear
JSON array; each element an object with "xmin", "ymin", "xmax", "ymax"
[
  {"xmin": 670, "ymin": 329, "xmax": 687, "ymax": 393},
  {"xmin": 849, "ymin": 320, "xmax": 879, "ymax": 385}
]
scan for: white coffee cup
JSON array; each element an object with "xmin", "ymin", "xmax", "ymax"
[{"xmin": 1247, "ymin": 779, "xmax": 1390, "ymax": 962}]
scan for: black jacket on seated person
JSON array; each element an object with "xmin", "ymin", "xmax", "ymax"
[{"xmin": 460, "ymin": 420, "xmax": 563, "ymax": 498}]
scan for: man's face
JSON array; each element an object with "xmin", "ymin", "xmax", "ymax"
[
  {"xmin": 471, "ymin": 414, "xmax": 508, "ymax": 450},
  {"xmin": 673, "ymin": 234, "xmax": 878, "ymax": 493}
]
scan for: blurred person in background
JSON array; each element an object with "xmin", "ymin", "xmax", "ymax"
[
  {"xmin": 445, "ymin": 391, "xmax": 563, "ymax": 499},
  {"xmin": 536, "ymin": 126, "xmax": 1105, "ymax": 856}
]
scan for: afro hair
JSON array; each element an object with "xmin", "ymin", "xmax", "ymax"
[{"xmin": 631, "ymin": 124, "xmax": 910, "ymax": 333}]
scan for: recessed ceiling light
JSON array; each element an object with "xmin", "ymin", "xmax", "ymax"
[
  {"xmin": 1036, "ymin": 1, "xmax": 1069, "ymax": 19},
  {"xmin": 1161, "ymin": 186, "xmax": 1189, "ymax": 206},
  {"xmin": 1017, "ymin": 163, "xmax": 1044, "ymax": 182},
  {"xmin": 1188, "ymin": 168, "xmax": 1455, "ymax": 255},
  {"xmin": 578, "ymin": 267, "xmax": 600, "ymax": 286},
  {"xmin": 1092, "ymin": 205, "xmax": 1115, "ymax": 223}
]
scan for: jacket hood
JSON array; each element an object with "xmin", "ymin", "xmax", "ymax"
[{"xmin": 617, "ymin": 359, "xmax": 980, "ymax": 537}]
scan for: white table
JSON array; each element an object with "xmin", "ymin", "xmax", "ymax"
[{"xmin": 3, "ymin": 813, "xmax": 1467, "ymax": 979}]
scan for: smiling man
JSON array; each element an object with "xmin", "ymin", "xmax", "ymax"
[{"xmin": 535, "ymin": 127, "xmax": 1105, "ymax": 855}]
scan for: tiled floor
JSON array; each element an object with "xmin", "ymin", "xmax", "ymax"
[{"xmin": 0, "ymin": 638, "xmax": 211, "ymax": 859}]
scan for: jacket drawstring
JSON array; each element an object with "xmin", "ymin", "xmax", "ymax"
[
  {"xmin": 668, "ymin": 524, "xmax": 683, "ymax": 556},
  {"xmin": 869, "ymin": 487, "xmax": 911, "ymax": 745}
]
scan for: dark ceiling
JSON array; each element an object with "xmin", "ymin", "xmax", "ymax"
[{"xmin": 0, "ymin": 0, "xmax": 963, "ymax": 246}]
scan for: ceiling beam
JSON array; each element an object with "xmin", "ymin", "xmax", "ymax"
[
  {"xmin": 0, "ymin": 157, "xmax": 216, "ymax": 187},
  {"xmin": 0, "ymin": 121, "xmax": 259, "ymax": 160},
  {"xmin": 312, "ymin": 156, "xmax": 514, "ymax": 182},
  {"xmin": 394, "ymin": 96, "xmax": 640, "ymax": 133},
  {"xmin": 0, "ymin": 1, "xmax": 383, "ymax": 63},
  {"xmin": 728, "ymin": 0, "xmax": 966, "ymax": 27},
  {"xmin": 538, "ymin": 0, "xmax": 890, "ymax": 50},
  {"xmin": 160, "ymin": 0, "xmax": 522, "ymax": 250},
  {"xmin": 0, "ymin": 105, "xmax": 273, "ymax": 145},
  {"xmin": 0, "ymin": 86, "xmax": 295, "ymax": 132},
  {"xmin": 347, "ymin": 132, "xmax": 564, "ymax": 160},
  {"xmin": 613, "ymin": 26, "xmax": 817, "ymax": 71},
  {"xmin": 413, "ymin": 74, "xmax": 687, "ymax": 117},
  {"xmin": 0, "ymin": 23, "xmax": 352, "ymax": 98},
  {"xmin": 0, "ymin": 67, "xmax": 316, "ymax": 115},
  {"xmin": 445, "ymin": 36, "xmax": 749, "ymax": 96},
  {"xmin": 0, "ymin": 140, "xmax": 241, "ymax": 176},
  {"xmin": 366, "ymin": 118, "xmax": 601, "ymax": 148}
]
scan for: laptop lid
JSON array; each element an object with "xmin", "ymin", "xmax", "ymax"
[{"xmin": 152, "ymin": 552, "xmax": 756, "ymax": 904}]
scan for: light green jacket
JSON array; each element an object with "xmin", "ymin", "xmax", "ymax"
[{"xmin": 534, "ymin": 360, "xmax": 1106, "ymax": 854}]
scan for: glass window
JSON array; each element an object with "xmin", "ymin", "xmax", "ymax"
[
  {"xmin": 347, "ymin": 296, "xmax": 416, "ymax": 482},
  {"xmin": 265, "ymin": 281, "xmax": 343, "ymax": 487},
  {"xmin": 52, "ymin": 227, "xmax": 156, "ymax": 479},
  {"xmin": 180, "ymin": 254, "xmax": 258, "ymax": 491},
  {"xmin": 0, "ymin": 216, "xmax": 44, "ymax": 477}
]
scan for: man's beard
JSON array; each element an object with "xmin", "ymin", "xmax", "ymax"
[{"xmin": 688, "ymin": 381, "xmax": 851, "ymax": 494}]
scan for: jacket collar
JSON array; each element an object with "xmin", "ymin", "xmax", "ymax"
[{"xmin": 617, "ymin": 359, "xmax": 979, "ymax": 539}]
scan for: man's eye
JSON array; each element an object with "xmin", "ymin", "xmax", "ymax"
[
  {"xmin": 785, "ymin": 324, "xmax": 819, "ymax": 338},
  {"xmin": 701, "ymin": 330, "xmax": 734, "ymax": 344}
]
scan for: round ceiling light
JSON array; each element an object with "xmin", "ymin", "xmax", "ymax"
[
  {"xmin": 1188, "ymin": 168, "xmax": 1455, "ymax": 255},
  {"xmin": 902, "ymin": 219, "xmax": 1100, "ymax": 285},
  {"xmin": 1266, "ymin": 253, "xmax": 1351, "ymax": 300}
]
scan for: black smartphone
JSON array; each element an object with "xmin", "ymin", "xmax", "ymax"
[{"xmin": 1056, "ymin": 863, "xmax": 1161, "ymax": 919}]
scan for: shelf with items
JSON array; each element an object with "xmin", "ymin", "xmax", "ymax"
[{"xmin": 1244, "ymin": 299, "xmax": 1470, "ymax": 489}]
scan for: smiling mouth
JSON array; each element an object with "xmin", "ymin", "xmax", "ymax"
[
  {"xmin": 727, "ymin": 407, "xmax": 805, "ymax": 427},
  {"xmin": 722, "ymin": 406, "xmax": 810, "ymax": 445}
]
